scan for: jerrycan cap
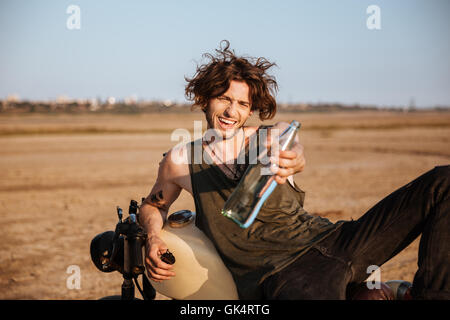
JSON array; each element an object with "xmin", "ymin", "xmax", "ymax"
[{"xmin": 168, "ymin": 210, "xmax": 194, "ymax": 228}]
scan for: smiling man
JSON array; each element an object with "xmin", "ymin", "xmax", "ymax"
[{"xmin": 139, "ymin": 41, "xmax": 450, "ymax": 300}]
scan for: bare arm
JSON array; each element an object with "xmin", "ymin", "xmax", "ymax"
[{"xmin": 139, "ymin": 149, "xmax": 183, "ymax": 281}]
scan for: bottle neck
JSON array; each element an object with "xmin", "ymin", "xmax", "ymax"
[{"xmin": 278, "ymin": 122, "xmax": 299, "ymax": 151}]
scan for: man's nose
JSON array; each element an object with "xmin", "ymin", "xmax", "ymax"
[{"xmin": 224, "ymin": 102, "xmax": 238, "ymax": 118}]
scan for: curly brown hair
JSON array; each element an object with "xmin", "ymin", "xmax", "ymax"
[{"xmin": 185, "ymin": 40, "xmax": 278, "ymax": 120}]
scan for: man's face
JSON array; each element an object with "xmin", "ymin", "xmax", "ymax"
[{"xmin": 204, "ymin": 80, "xmax": 253, "ymax": 139}]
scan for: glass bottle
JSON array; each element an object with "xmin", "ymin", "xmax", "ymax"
[{"xmin": 221, "ymin": 120, "xmax": 301, "ymax": 228}]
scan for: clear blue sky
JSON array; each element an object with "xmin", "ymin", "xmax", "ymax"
[{"xmin": 1, "ymin": 0, "xmax": 449, "ymax": 108}]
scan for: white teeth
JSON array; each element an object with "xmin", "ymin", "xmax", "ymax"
[{"xmin": 219, "ymin": 117, "xmax": 236, "ymax": 125}]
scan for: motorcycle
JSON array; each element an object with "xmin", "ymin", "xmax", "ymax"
[{"xmin": 90, "ymin": 199, "xmax": 412, "ymax": 300}]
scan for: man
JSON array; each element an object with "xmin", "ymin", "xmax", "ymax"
[{"xmin": 139, "ymin": 41, "xmax": 449, "ymax": 300}]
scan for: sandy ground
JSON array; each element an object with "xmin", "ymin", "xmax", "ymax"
[{"xmin": 0, "ymin": 111, "xmax": 449, "ymax": 299}]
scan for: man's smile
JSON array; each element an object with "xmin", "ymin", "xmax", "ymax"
[{"xmin": 217, "ymin": 116, "xmax": 238, "ymax": 130}]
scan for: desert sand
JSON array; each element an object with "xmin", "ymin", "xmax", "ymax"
[{"xmin": 0, "ymin": 110, "xmax": 449, "ymax": 299}]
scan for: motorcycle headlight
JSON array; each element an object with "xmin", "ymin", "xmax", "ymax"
[{"xmin": 90, "ymin": 231, "xmax": 123, "ymax": 273}]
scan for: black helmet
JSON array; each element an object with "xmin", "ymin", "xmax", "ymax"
[{"xmin": 90, "ymin": 231, "xmax": 123, "ymax": 273}]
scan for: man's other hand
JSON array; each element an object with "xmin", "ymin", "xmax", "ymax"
[{"xmin": 144, "ymin": 235, "xmax": 176, "ymax": 282}]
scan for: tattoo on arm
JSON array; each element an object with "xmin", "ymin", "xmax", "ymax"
[{"xmin": 149, "ymin": 190, "xmax": 167, "ymax": 210}]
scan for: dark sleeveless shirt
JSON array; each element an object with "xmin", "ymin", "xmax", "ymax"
[{"xmin": 188, "ymin": 127, "xmax": 341, "ymax": 299}]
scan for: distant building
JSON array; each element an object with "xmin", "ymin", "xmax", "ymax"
[
  {"xmin": 6, "ymin": 94, "xmax": 20, "ymax": 103},
  {"xmin": 107, "ymin": 97, "xmax": 116, "ymax": 105}
]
